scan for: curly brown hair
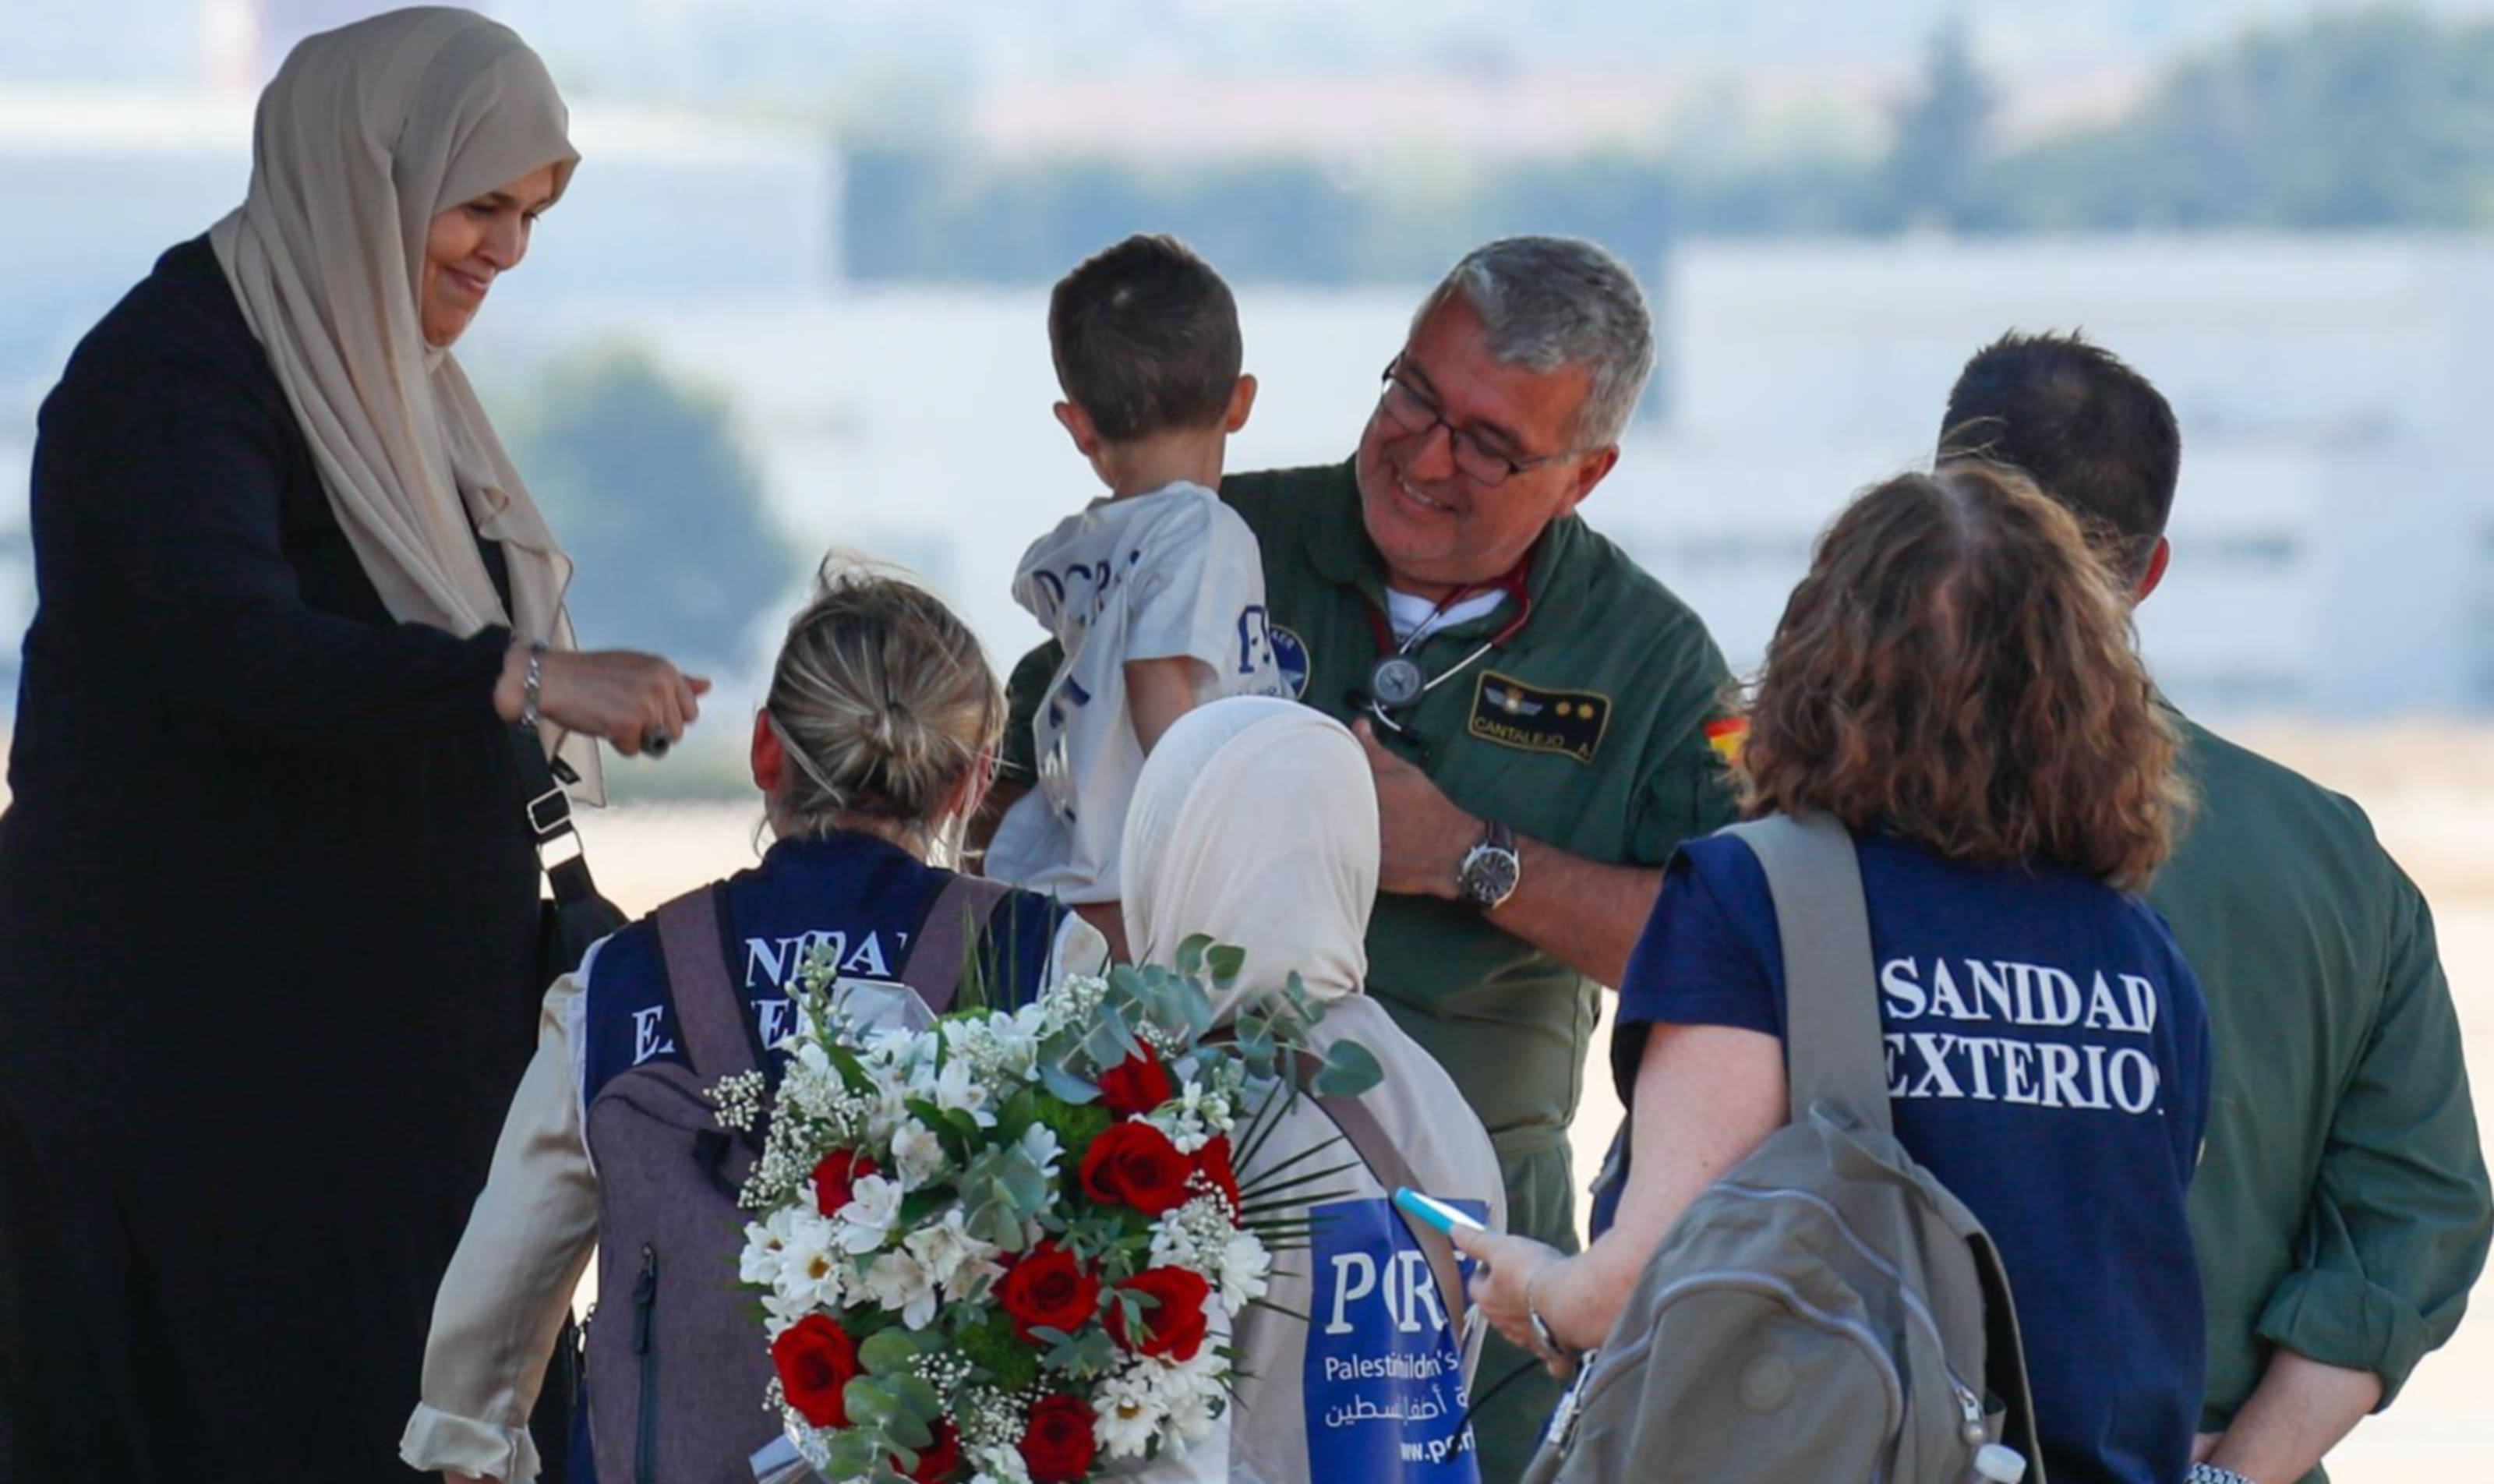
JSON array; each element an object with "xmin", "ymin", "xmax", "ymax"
[{"xmin": 1739, "ymin": 461, "xmax": 2188, "ymax": 890}]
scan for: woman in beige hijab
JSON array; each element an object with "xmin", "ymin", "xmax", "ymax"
[
  {"xmin": 0, "ymin": 9, "xmax": 696, "ymax": 1480},
  {"xmin": 1122, "ymin": 697, "xmax": 1508, "ymax": 1484}
]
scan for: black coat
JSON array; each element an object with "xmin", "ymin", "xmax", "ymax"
[{"xmin": 0, "ymin": 238, "xmax": 546, "ymax": 1480}]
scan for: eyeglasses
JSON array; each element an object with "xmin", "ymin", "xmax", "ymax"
[{"xmin": 1375, "ymin": 359, "xmax": 1571, "ymax": 488}]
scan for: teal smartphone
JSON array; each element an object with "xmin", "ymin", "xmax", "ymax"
[{"xmin": 1394, "ymin": 1186, "xmax": 1489, "ymax": 1235}]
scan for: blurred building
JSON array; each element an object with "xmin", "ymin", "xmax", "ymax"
[{"xmin": 1623, "ymin": 237, "xmax": 2494, "ymax": 716}]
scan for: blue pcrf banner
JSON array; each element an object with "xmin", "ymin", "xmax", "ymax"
[{"xmin": 1302, "ymin": 1196, "xmax": 1483, "ymax": 1484}]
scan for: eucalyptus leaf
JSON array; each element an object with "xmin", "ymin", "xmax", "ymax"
[
  {"xmin": 843, "ymin": 1376, "xmax": 900, "ymax": 1429},
  {"xmin": 1175, "ymin": 935, "xmax": 1210, "ymax": 977},
  {"xmin": 1312, "ymin": 1038, "xmax": 1384, "ymax": 1097},
  {"xmin": 1205, "ymin": 943, "xmax": 1246, "ymax": 984},
  {"xmin": 1037, "ymin": 1062, "xmax": 1101, "ymax": 1105},
  {"xmin": 889, "ymin": 1373, "xmax": 944, "ymax": 1423},
  {"xmin": 858, "ymin": 1328, "xmax": 928, "ymax": 1376}
]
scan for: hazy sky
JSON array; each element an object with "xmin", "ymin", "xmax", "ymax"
[{"xmin": 16, "ymin": 0, "xmax": 2494, "ymax": 99}]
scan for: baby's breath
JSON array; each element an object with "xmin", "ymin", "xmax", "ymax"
[{"xmin": 711, "ymin": 1069, "xmax": 768, "ymax": 1132}]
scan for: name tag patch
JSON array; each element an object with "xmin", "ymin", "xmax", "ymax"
[{"xmin": 1468, "ymin": 671, "xmax": 1610, "ymax": 765}]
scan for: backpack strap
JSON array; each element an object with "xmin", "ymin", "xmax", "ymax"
[
  {"xmin": 1718, "ymin": 814, "xmax": 1891, "ymax": 1134},
  {"xmin": 1297, "ymin": 1052, "xmax": 1470, "ymax": 1341},
  {"xmin": 652, "ymin": 883, "xmax": 760, "ymax": 1081},
  {"xmin": 899, "ymin": 874, "xmax": 1017, "ymax": 1014}
]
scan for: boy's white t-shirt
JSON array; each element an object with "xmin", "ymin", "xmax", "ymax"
[{"xmin": 986, "ymin": 481, "xmax": 1285, "ymax": 903}]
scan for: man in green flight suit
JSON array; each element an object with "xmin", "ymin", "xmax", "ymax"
[
  {"xmin": 985, "ymin": 236, "xmax": 1739, "ymax": 1481},
  {"xmin": 1939, "ymin": 332, "xmax": 2492, "ymax": 1484}
]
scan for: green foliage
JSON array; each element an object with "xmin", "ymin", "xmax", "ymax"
[
  {"xmin": 1033, "ymin": 1094, "xmax": 1115, "ymax": 1158},
  {"xmin": 1991, "ymin": 10, "xmax": 2494, "ymax": 230},
  {"xmin": 835, "ymin": 9, "xmax": 2494, "ymax": 281},
  {"xmin": 503, "ymin": 342, "xmax": 791, "ymax": 667},
  {"xmin": 956, "ymin": 1310, "xmax": 1043, "ymax": 1393},
  {"xmin": 1878, "ymin": 16, "xmax": 1995, "ymax": 232}
]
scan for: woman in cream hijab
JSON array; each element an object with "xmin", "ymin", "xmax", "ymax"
[
  {"xmin": 1123, "ymin": 698, "xmax": 1509, "ymax": 1484},
  {"xmin": 0, "ymin": 9, "xmax": 695, "ymax": 1480}
]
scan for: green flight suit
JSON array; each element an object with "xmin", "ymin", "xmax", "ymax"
[
  {"xmin": 1006, "ymin": 460, "xmax": 1739, "ymax": 1483},
  {"xmin": 2151, "ymin": 714, "xmax": 2492, "ymax": 1484}
]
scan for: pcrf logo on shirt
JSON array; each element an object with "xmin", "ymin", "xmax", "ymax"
[
  {"xmin": 1304, "ymin": 1198, "xmax": 1482, "ymax": 1483},
  {"xmin": 1878, "ymin": 955, "xmax": 2169, "ymax": 1115}
]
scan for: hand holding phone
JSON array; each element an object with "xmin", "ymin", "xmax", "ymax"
[{"xmin": 1394, "ymin": 1186, "xmax": 1489, "ymax": 1235}]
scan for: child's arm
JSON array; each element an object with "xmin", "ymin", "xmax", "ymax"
[{"xmin": 1126, "ymin": 655, "xmax": 1213, "ymax": 754}]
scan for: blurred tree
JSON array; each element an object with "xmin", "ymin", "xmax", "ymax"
[
  {"xmin": 1879, "ymin": 16, "xmax": 1997, "ymax": 232},
  {"xmin": 1992, "ymin": 10, "xmax": 2494, "ymax": 229},
  {"xmin": 507, "ymin": 344, "xmax": 791, "ymax": 668}
]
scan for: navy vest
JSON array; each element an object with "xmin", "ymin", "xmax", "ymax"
[{"xmin": 581, "ymin": 832, "xmax": 1064, "ymax": 1102}]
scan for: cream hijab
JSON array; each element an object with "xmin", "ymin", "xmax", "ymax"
[
  {"xmin": 209, "ymin": 7, "xmax": 597, "ymax": 792},
  {"xmin": 1121, "ymin": 698, "xmax": 1376, "ymax": 1019}
]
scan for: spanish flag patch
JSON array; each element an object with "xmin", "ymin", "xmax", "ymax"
[{"xmin": 1705, "ymin": 716, "xmax": 1748, "ymax": 763}]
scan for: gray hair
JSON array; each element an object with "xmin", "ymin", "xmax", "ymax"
[
  {"xmin": 765, "ymin": 556, "xmax": 1003, "ymax": 866},
  {"xmin": 1415, "ymin": 235, "xmax": 1656, "ymax": 449}
]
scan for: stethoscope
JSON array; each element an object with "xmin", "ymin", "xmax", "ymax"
[{"xmin": 1358, "ymin": 557, "xmax": 1535, "ymax": 740}]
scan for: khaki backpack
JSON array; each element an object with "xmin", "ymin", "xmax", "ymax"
[{"xmin": 1525, "ymin": 814, "xmax": 2044, "ymax": 1484}]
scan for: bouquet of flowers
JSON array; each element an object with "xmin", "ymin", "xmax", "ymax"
[{"xmin": 715, "ymin": 936, "xmax": 1380, "ymax": 1484}]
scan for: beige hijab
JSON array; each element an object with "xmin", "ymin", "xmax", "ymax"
[
  {"xmin": 209, "ymin": 7, "xmax": 598, "ymax": 793},
  {"xmin": 1121, "ymin": 697, "xmax": 1376, "ymax": 1019}
]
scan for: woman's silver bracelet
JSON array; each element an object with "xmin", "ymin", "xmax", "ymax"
[{"xmin": 2186, "ymin": 1464, "xmax": 2253, "ymax": 1484}]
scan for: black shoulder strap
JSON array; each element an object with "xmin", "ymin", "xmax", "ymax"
[
  {"xmin": 1718, "ymin": 814, "xmax": 1890, "ymax": 1132},
  {"xmin": 899, "ymin": 874, "xmax": 1016, "ymax": 1014},
  {"xmin": 509, "ymin": 726, "xmax": 605, "ymax": 907},
  {"xmin": 652, "ymin": 883, "xmax": 759, "ymax": 1081}
]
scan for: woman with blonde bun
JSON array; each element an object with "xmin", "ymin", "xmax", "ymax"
[{"xmin": 405, "ymin": 560, "xmax": 1107, "ymax": 1484}]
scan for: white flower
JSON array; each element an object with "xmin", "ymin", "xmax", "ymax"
[
  {"xmin": 1017, "ymin": 1122, "xmax": 1065, "ymax": 1182},
  {"xmin": 759, "ymin": 1287, "xmax": 816, "ymax": 1341},
  {"xmin": 863, "ymin": 1249, "xmax": 941, "ymax": 1330},
  {"xmin": 1218, "ymin": 1228, "xmax": 1272, "ymax": 1312},
  {"xmin": 966, "ymin": 1443, "xmax": 1032, "ymax": 1484},
  {"xmin": 1093, "ymin": 1366, "xmax": 1164, "ymax": 1458},
  {"xmin": 834, "ymin": 1173, "xmax": 903, "ymax": 1253},
  {"xmin": 772, "ymin": 1210, "xmax": 848, "ymax": 1311},
  {"xmin": 1159, "ymin": 1351, "xmax": 1228, "ymax": 1446},
  {"xmin": 931, "ymin": 1058, "xmax": 997, "ymax": 1127},
  {"xmin": 904, "ymin": 1210, "xmax": 1001, "ymax": 1297},
  {"xmin": 739, "ymin": 1204, "xmax": 818, "ymax": 1288},
  {"xmin": 892, "ymin": 1118, "xmax": 948, "ymax": 1189}
]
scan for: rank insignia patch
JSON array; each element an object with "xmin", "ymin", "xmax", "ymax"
[{"xmin": 1468, "ymin": 670, "xmax": 1611, "ymax": 765}]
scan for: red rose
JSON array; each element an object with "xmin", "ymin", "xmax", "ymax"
[
  {"xmin": 1078, "ymin": 1121, "xmax": 1192, "ymax": 1216},
  {"xmin": 770, "ymin": 1313, "xmax": 861, "ymax": 1427},
  {"xmin": 994, "ymin": 1241, "xmax": 1102, "ymax": 1342},
  {"xmin": 1096, "ymin": 1049, "xmax": 1174, "ymax": 1117},
  {"xmin": 1193, "ymin": 1135, "xmax": 1242, "ymax": 1219},
  {"xmin": 812, "ymin": 1149, "xmax": 880, "ymax": 1217},
  {"xmin": 1109, "ymin": 1266, "xmax": 1212, "ymax": 1362},
  {"xmin": 900, "ymin": 1419, "xmax": 963, "ymax": 1484},
  {"xmin": 1019, "ymin": 1394, "xmax": 1100, "ymax": 1483}
]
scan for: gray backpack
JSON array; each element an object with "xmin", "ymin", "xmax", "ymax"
[
  {"xmin": 1525, "ymin": 814, "xmax": 2044, "ymax": 1484},
  {"xmin": 583, "ymin": 874, "xmax": 1011, "ymax": 1484}
]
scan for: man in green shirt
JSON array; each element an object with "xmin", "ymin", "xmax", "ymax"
[
  {"xmin": 987, "ymin": 236, "xmax": 1739, "ymax": 1482},
  {"xmin": 1939, "ymin": 332, "xmax": 2492, "ymax": 1484}
]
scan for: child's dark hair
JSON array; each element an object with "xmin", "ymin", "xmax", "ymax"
[{"xmin": 1048, "ymin": 234, "xmax": 1242, "ymax": 441}]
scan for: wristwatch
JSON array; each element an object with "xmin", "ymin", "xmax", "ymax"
[{"xmin": 1457, "ymin": 819, "xmax": 1522, "ymax": 911}]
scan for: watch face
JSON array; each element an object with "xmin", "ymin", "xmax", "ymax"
[{"xmin": 1461, "ymin": 844, "xmax": 1521, "ymax": 906}]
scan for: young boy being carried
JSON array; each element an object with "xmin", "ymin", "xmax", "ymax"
[{"xmin": 984, "ymin": 235, "xmax": 1285, "ymax": 956}]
